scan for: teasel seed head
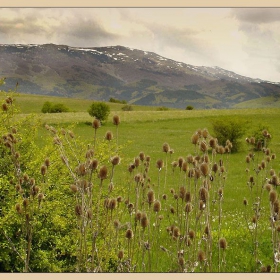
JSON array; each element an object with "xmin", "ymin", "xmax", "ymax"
[
  {"xmin": 173, "ymin": 227, "xmax": 180, "ymax": 238},
  {"xmin": 92, "ymin": 118, "xmax": 101, "ymax": 129},
  {"xmin": 38, "ymin": 193, "xmax": 45, "ymax": 204},
  {"xmin": 212, "ymin": 163, "xmax": 219, "ymax": 174},
  {"xmin": 185, "ymin": 191, "xmax": 192, "ymax": 203},
  {"xmin": 219, "ymin": 238, "xmax": 227, "ymax": 250},
  {"xmin": 139, "ymin": 152, "xmax": 145, "ymax": 161},
  {"xmin": 117, "ymin": 196, "xmax": 122, "ymax": 203},
  {"xmin": 256, "ymin": 141, "xmax": 262, "ymax": 151},
  {"xmin": 178, "ymin": 157, "xmax": 184, "ymax": 169},
  {"xmin": 109, "ymin": 198, "xmax": 117, "ymax": 210},
  {"xmin": 246, "ymin": 155, "xmax": 251, "ymax": 163},
  {"xmin": 220, "ymin": 166, "xmax": 226, "ymax": 173},
  {"xmin": 134, "ymin": 173, "xmax": 142, "ymax": 183},
  {"xmin": 185, "ymin": 202, "xmax": 193, "ymax": 213},
  {"xmin": 191, "ymin": 133, "xmax": 199, "ymax": 145},
  {"xmin": 153, "ymin": 200, "xmax": 161, "ymax": 212},
  {"xmin": 111, "ymin": 155, "xmax": 121, "ymax": 166},
  {"xmin": 199, "ymin": 200, "xmax": 206, "ymax": 211},
  {"xmin": 127, "ymin": 203, "xmax": 134, "ymax": 214},
  {"xmin": 179, "ymin": 186, "xmax": 186, "ymax": 199},
  {"xmin": 265, "ymin": 183, "xmax": 272, "ymax": 192},
  {"xmin": 75, "ymin": 205, "xmax": 83, "ymax": 216},
  {"xmin": 125, "ymin": 229, "xmax": 133, "ymax": 239},
  {"xmin": 170, "ymin": 206, "xmax": 175, "ymax": 214},
  {"xmin": 40, "ymin": 165, "xmax": 47, "ymax": 176},
  {"xmin": 147, "ymin": 190, "xmax": 155, "ymax": 206},
  {"xmin": 173, "ymin": 194, "xmax": 179, "ymax": 200},
  {"xmin": 104, "ymin": 198, "xmax": 110, "ymax": 209},
  {"xmin": 2, "ymin": 103, "xmax": 8, "ymax": 111},
  {"xmin": 194, "ymin": 168, "xmax": 201, "ymax": 179},
  {"xmin": 200, "ymin": 162, "xmax": 209, "ymax": 177},
  {"xmin": 135, "ymin": 211, "xmax": 142, "ymax": 222},
  {"xmin": 70, "ymin": 184, "xmax": 78, "ymax": 193},
  {"xmin": 202, "ymin": 128, "xmax": 209, "ymax": 139},
  {"xmin": 118, "ymin": 250, "xmax": 124, "ymax": 260},
  {"xmin": 162, "ymin": 142, "xmax": 170, "ymax": 153},
  {"xmin": 209, "ymin": 138, "xmax": 218, "ymax": 149},
  {"xmin": 113, "ymin": 115, "xmax": 120, "ymax": 126},
  {"xmin": 249, "ymin": 176, "xmax": 254, "ymax": 183},
  {"xmin": 271, "ymin": 175, "xmax": 279, "ymax": 186},
  {"xmin": 272, "ymin": 154, "xmax": 276, "ymax": 160},
  {"xmin": 89, "ymin": 159, "xmax": 99, "ymax": 171},
  {"xmin": 15, "ymin": 203, "xmax": 22, "ymax": 214},
  {"xmin": 182, "ymin": 161, "xmax": 188, "ymax": 172},
  {"xmin": 162, "ymin": 194, "xmax": 167, "ymax": 200},
  {"xmin": 140, "ymin": 213, "xmax": 149, "ymax": 228},
  {"xmin": 197, "ymin": 250, "xmax": 206, "ymax": 263},
  {"xmin": 252, "ymin": 215, "xmax": 257, "ymax": 224},
  {"xmin": 105, "ymin": 131, "xmax": 113, "ymax": 141},
  {"xmin": 23, "ymin": 198, "xmax": 29, "ymax": 209},
  {"xmin": 199, "ymin": 187, "xmax": 208, "ymax": 203},
  {"xmin": 156, "ymin": 159, "xmax": 164, "ymax": 170},
  {"xmin": 189, "ymin": 230, "xmax": 195, "ymax": 239},
  {"xmin": 270, "ymin": 190, "xmax": 277, "ymax": 204},
  {"xmin": 274, "ymin": 200, "xmax": 280, "ymax": 214},
  {"xmin": 134, "ymin": 157, "xmax": 140, "ymax": 167},
  {"xmin": 200, "ymin": 140, "xmax": 208, "ymax": 153},
  {"xmin": 98, "ymin": 165, "xmax": 108, "ymax": 181}
]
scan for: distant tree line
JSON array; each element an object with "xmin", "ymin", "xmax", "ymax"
[{"xmin": 109, "ymin": 97, "xmax": 127, "ymax": 104}]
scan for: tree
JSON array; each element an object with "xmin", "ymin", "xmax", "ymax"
[
  {"xmin": 88, "ymin": 102, "xmax": 110, "ymax": 123},
  {"xmin": 186, "ymin": 105, "xmax": 194, "ymax": 110}
]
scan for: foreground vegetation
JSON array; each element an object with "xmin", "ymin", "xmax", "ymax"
[{"xmin": 1, "ymin": 88, "xmax": 280, "ymax": 272}]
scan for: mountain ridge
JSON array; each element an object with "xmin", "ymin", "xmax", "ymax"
[{"xmin": 0, "ymin": 43, "xmax": 280, "ymax": 109}]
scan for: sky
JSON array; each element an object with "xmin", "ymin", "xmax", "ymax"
[{"xmin": 1, "ymin": 7, "xmax": 280, "ymax": 82}]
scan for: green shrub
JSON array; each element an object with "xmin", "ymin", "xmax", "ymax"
[
  {"xmin": 88, "ymin": 101, "xmax": 110, "ymax": 122},
  {"xmin": 41, "ymin": 102, "xmax": 69, "ymax": 113},
  {"xmin": 157, "ymin": 106, "xmax": 169, "ymax": 111},
  {"xmin": 186, "ymin": 105, "xmax": 194, "ymax": 110},
  {"xmin": 212, "ymin": 117, "xmax": 249, "ymax": 152},
  {"xmin": 121, "ymin": 104, "xmax": 133, "ymax": 111},
  {"xmin": 109, "ymin": 97, "xmax": 127, "ymax": 104}
]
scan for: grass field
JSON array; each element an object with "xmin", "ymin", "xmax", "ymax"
[{"xmin": 2, "ymin": 90, "xmax": 280, "ymax": 272}]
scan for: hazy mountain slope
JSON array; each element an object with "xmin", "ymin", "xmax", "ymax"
[{"xmin": 0, "ymin": 43, "xmax": 279, "ymax": 109}]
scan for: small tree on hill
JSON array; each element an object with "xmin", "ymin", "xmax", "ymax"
[
  {"xmin": 88, "ymin": 101, "xmax": 110, "ymax": 123},
  {"xmin": 186, "ymin": 105, "xmax": 194, "ymax": 110}
]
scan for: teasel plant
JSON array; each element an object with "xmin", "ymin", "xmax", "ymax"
[{"xmin": 2, "ymin": 123, "xmax": 46, "ymax": 272}]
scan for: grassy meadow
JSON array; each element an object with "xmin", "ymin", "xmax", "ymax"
[{"xmin": 1, "ymin": 90, "xmax": 280, "ymax": 272}]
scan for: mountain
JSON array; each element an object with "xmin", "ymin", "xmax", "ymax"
[{"xmin": 0, "ymin": 43, "xmax": 280, "ymax": 109}]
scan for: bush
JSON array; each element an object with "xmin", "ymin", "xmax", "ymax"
[
  {"xmin": 121, "ymin": 105, "xmax": 133, "ymax": 111},
  {"xmin": 109, "ymin": 97, "xmax": 127, "ymax": 104},
  {"xmin": 41, "ymin": 102, "xmax": 69, "ymax": 113},
  {"xmin": 88, "ymin": 101, "xmax": 110, "ymax": 122},
  {"xmin": 157, "ymin": 106, "xmax": 169, "ymax": 111},
  {"xmin": 186, "ymin": 105, "xmax": 194, "ymax": 110},
  {"xmin": 212, "ymin": 117, "xmax": 249, "ymax": 152}
]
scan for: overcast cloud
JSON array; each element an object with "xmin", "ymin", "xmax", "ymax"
[{"xmin": 1, "ymin": 7, "xmax": 280, "ymax": 82}]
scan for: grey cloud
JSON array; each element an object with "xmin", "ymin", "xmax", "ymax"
[
  {"xmin": 58, "ymin": 18, "xmax": 120, "ymax": 43},
  {"xmin": 231, "ymin": 8, "xmax": 280, "ymax": 24},
  {"xmin": 0, "ymin": 14, "xmax": 47, "ymax": 36}
]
